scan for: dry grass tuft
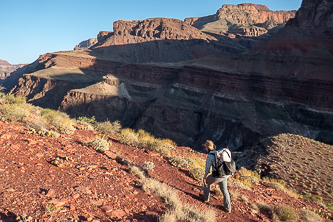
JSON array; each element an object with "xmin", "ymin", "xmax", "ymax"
[
  {"xmin": 235, "ymin": 167, "xmax": 261, "ymax": 188},
  {"xmin": 275, "ymin": 204, "xmax": 299, "ymax": 222},
  {"xmin": 95, "ymin": 120, "xmax": 121, "ymax": 137},
  {"xmin": 129, "ymin": 165, "xmax": 146, "ymax": 180},
  {"xmin": 142, "ymin": 177, "xmax": 216, "ymax": 222},
  {"xmin": 301, "ymin": 210, "xmax": 323, "ymax": 222}
]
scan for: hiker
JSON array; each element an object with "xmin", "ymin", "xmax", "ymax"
[{"xmin": 199, "ymin": 140, "xmax": 231, "ymax": 213}]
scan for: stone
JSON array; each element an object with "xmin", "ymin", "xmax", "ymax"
[
  {"xmin": 111, "ymin": 209, "xmax": 126, "ymax": 218},
  {"xmin": 100, "ymin": 205, "xmax": 113, "ymax": 213},
  {"xmin": 74, "ymin": 186, "xmax": 92, "ymax": 194},
  {"xmin": 45, "ymin": 189, "xmax": 55, "ymax": 197},
  {"xmin": 48, "ymin": 199, "xmax": 67, "ymax": 207},
  {"xmin": 0, "ymin": 134, "xmax": 11, "ymax": 139},
  {"xmin": 104, "ymin": 151, "xmax": 117, "ymax": 159}
]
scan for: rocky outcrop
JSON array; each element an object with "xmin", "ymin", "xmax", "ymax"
[
  {"xmin": 185, "ymin": 3, "xmax": 296, "ymax": 37},
  {"xmin": 74, "ymin": 38, "xmax": 98, "ymax": 50},
  {"xmin": 287, "ymin": 0, "xmax": 333, "ymax": 31},
  {"xmin": 0, "ymin": 60, "xmax": 27, "ymax": 92},
  {"xmin": 74, "ymin": 18, "xmax": 248, "ymax": 63}
]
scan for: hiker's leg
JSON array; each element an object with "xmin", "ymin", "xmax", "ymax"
[
  {"xmin": 218, "ymin": 177, "xmax": 231, "ymax": 212},
  {"xmin": 203, "ymin": 175, "xmax": 220, "ymax": 200}
]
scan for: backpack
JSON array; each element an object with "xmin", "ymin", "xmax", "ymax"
[{"xmin": 211, "ymin": 148, "xmax": 236, "ymax": 177}]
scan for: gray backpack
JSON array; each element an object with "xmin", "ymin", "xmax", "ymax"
[{"xmin": 211, "ymin": 148, "xmax": 236, "ymax": 177}]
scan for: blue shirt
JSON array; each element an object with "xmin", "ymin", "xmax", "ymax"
[{"xmin": 204, "ymin": 151, "xmax": 216, "ymax": 174}]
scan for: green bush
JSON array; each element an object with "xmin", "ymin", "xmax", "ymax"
[
  {"xmin": 87, "ymin": 138, "xmax": 110, "ymax": 152},
  {"xmin": 77, "ymin": 116, "xmax": 96, "ymax": 125}
]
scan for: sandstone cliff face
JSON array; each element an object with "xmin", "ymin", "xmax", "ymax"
[
  {"xmin": 0, "ymin": 60, "xmax": 27, "ymax": 92},
  {"xmin": 9, "ymin": 1, "xmax": 333, "ymax": 151},
  {"xmin": 74, "ymin": 38, "xmax": 98, "ymax": 50},
  {"xmin": 85, "ymin": 18, "xmax": 247, "ymax": 63},
  {"xmin": 184, "ymin": 3, "xmax": 296, "ymax": 37}
]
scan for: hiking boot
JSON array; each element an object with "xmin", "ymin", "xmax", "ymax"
[
  {"xmin": 199, "ymin": 194, "xmax": 209, "ymax": 202},
  {"xmin": 220, "ymin": 205, "xmax": 231, "ymax": 213}
]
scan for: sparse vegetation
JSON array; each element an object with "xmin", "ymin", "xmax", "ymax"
[
  {"xmin": 301, "ymin": 210, "xmax": 323, "ymax": 222},
  {"xmin": 129, "ymin": 165, "xmax": 146, "ymax": 180},
  {"xmin": 95, "ymin": 120, "xmax": 121, "ymax": 137},
  {"xmin": 256, "ymin": 133, "xmax": 333, "ymax": 204},
  {"xmin": 119, "ymin": 128, "xmax": 140, "ymax": 147},
  {"xmin": 256, "ymin": 202, "xmax": 278, "ymax": 220},
  {"xmin": 87, "ymin": 138, "xmax": 110, "ymax": 152},
  {"xmin": 235, "ymin": 167, "xmax": 260, "ymax": 188},
  {"xmin": 119, "ymin": 128, "xmax": 173, "ymax": 157},
  {"xmin": 275, "ymin": 204, "xmax": 299, "ymax": 221},
  {"xmin": 143, "ymin": 161, "xmax": 155, "ymax": 171}
]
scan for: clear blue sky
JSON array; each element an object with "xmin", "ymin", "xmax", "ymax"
[{"xmin": 0, "ymin": 0, "xmax": 302, "ymax": 65}]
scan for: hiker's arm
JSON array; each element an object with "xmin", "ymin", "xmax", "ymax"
[{"xmin": 202, "ymin": 172, "xmax": 208, "ymax": 185}]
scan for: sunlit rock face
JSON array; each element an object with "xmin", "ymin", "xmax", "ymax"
[{"xmin": 184, "ymin": 3, "xmax": 296, "ymax": 37}]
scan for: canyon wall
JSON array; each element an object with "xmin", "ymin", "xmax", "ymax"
[
  {"xmin": 9, "ymin": 1, "xmax": 333, "ymax": 151},
  {"xmin": 184, "ymin": 3, "xmax": 296, "ymax": 37}
]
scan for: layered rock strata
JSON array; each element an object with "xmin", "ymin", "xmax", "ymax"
[{"xmin": 184, "ymin": 3, "xmax": 296, "ymax": 37}]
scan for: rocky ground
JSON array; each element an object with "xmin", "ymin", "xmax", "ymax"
[{"xmin": 0, "ymin": 120, "xmax": 332, "ymax": 222}]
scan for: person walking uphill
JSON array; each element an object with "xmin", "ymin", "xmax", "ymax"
[{"xmin": 199, "ymin": 140, "xmax": 232, "ymax": 213}]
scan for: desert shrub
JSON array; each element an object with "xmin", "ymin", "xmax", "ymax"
[
  {"xmin": 137, "ymin": 130, "xmax": 155, "ymax": 146},
  {"xmin": 240, "ymin": 195, "xmax": 249, "ymax": 203},
  {"xmin": 229, "ymin": 190, "xmax": 240, "ymax": 199},
  {"xmin": 41, "ymin": 108, "xmax": 76, "ymax": 134},
  {"xmin": 77, "ymin": 116, "xmax": 96, "ymax": 125},
  {"xmin": 0, "ymin": 104, "xmax": 29, "ymax": 122},
  {"xmin": 4, "ymin": 94, "xmax": 26, "ymax": 104},
  {"xmin": 275, "ymin": 204, "xmax": 299, "ymax": 221},
  {"xmin": 263, "ymin": 177, "xmax": 299, "ymax": 198},
  {"xmin": 190, "ymin": 168, "xmax": 204, "ymax": 181},
  {"xmin": 129, "ymin": 165, "xmax": 146, "ymax": 180},
  {"xmin": 169, "ymin": 156, "xmax": 191, "ymax": 168},
  {"xmin": 326, "ymin": 203, "xmax": 333, "ymax": 212},
  {"xmin": 230, "ymin": 181, "xmax": 251, "ymax": 190},
  {"xmin": 180, "ymin": 204, "xmax": 217, "ymax": 222},
  {"xmin": 257, "ymin": 202, "xmax": 278, "ymax": 220},
  {"xmin": 301, "ymin": 210, "xmax": 323, "ymax": 222},
  {"xmin": 213, "ymin": 187, "xmax": 223, "ymax": 197},
  {"xmin": 95, "ymin": 120, "xmax": 121, "ymax": 137},
  {"xmin": 235, "ymin": 167, "xmax": 261, "ymax": 188},
  {"xmin": 145, "ymin": 139, "xmax": 172, "ymax": 157},
  {"xmin": 188, "ymin": 158, "xmax": 205, "ymax": 170},
  {"xmin": 118, "ymin": 128, "xmax": 140, "ymax": 147},
  {"xmin": 87, "ymin": 138, "xmax": 110, "ymax": 152},
  {"xmin": 303, "ymin": 194, "xmax": 323, "ymax": 203},
  {"xmin": 143, "ymin": 161, "xmax": 155, "ymax": 171},
  {"xmin": 159, "ymin": 210, "xmax": 177, "ymax": 222},
  {"xmin": 142, "ymin": 178, "xmax": 216, "ymax": 222}
]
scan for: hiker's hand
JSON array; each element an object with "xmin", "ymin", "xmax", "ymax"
[{"xmin": 202, "ymin": 177, "xmax": 206, "ymax": 186}]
